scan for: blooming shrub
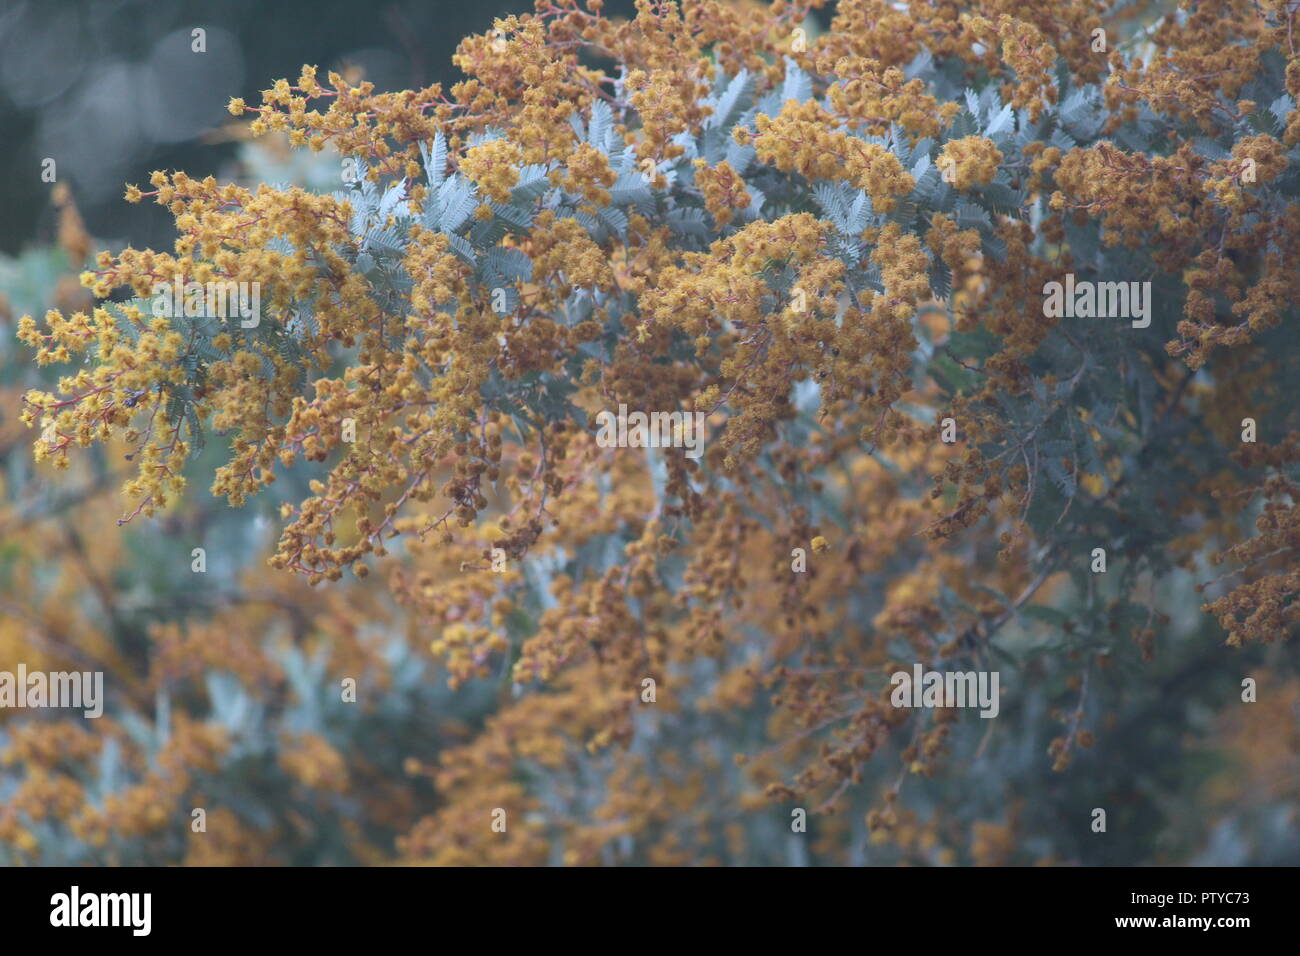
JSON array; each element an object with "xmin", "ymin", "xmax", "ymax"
[{"xmin": 6, "ymin": 0, "xmax": 1300, "ymax": 864}]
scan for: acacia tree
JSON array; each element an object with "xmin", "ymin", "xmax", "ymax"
[{"xmin": 8, "ymin": 0, "xmax": 1300, "ymax": 864}]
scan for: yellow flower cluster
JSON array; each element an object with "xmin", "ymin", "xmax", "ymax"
[
  {"xmin": 937, "ymin": 136, "xmax": 1004, "ymax": 191},
  {"xmin": 1104, "ymin": 1, "xmax": 1269, "ymax": 135},
  {"xmin": 562, "ymin": 142, "xmax": 618, "ymax": 206},
  {"xmin": 279, "ymin": 733, "xmax": 350, "ymax": 792},
  {"xmin": 740, "ymin": 100, "xmax": 915, "ymax": 212},
  {"xmin": 461, "ymin": 139, "xmax": 524, "ymax": 203},
  {"xmin": 822, "ymin": 57, "xmax": 961, "ymax": 143},
  {"xmin": 693, "ymin": 158, "xmax": 751, "ymax": 227},
  {"xmin": 967, "ymin": 15, "xmax": 1058, "ymax": 121},
  {"xmin": 1048, "ymin": 132, "xmax": 1299, "ymax": 368},
  {"xmin": 528, "ymin": 210, "xmax": 617, "ymax": 291}
]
